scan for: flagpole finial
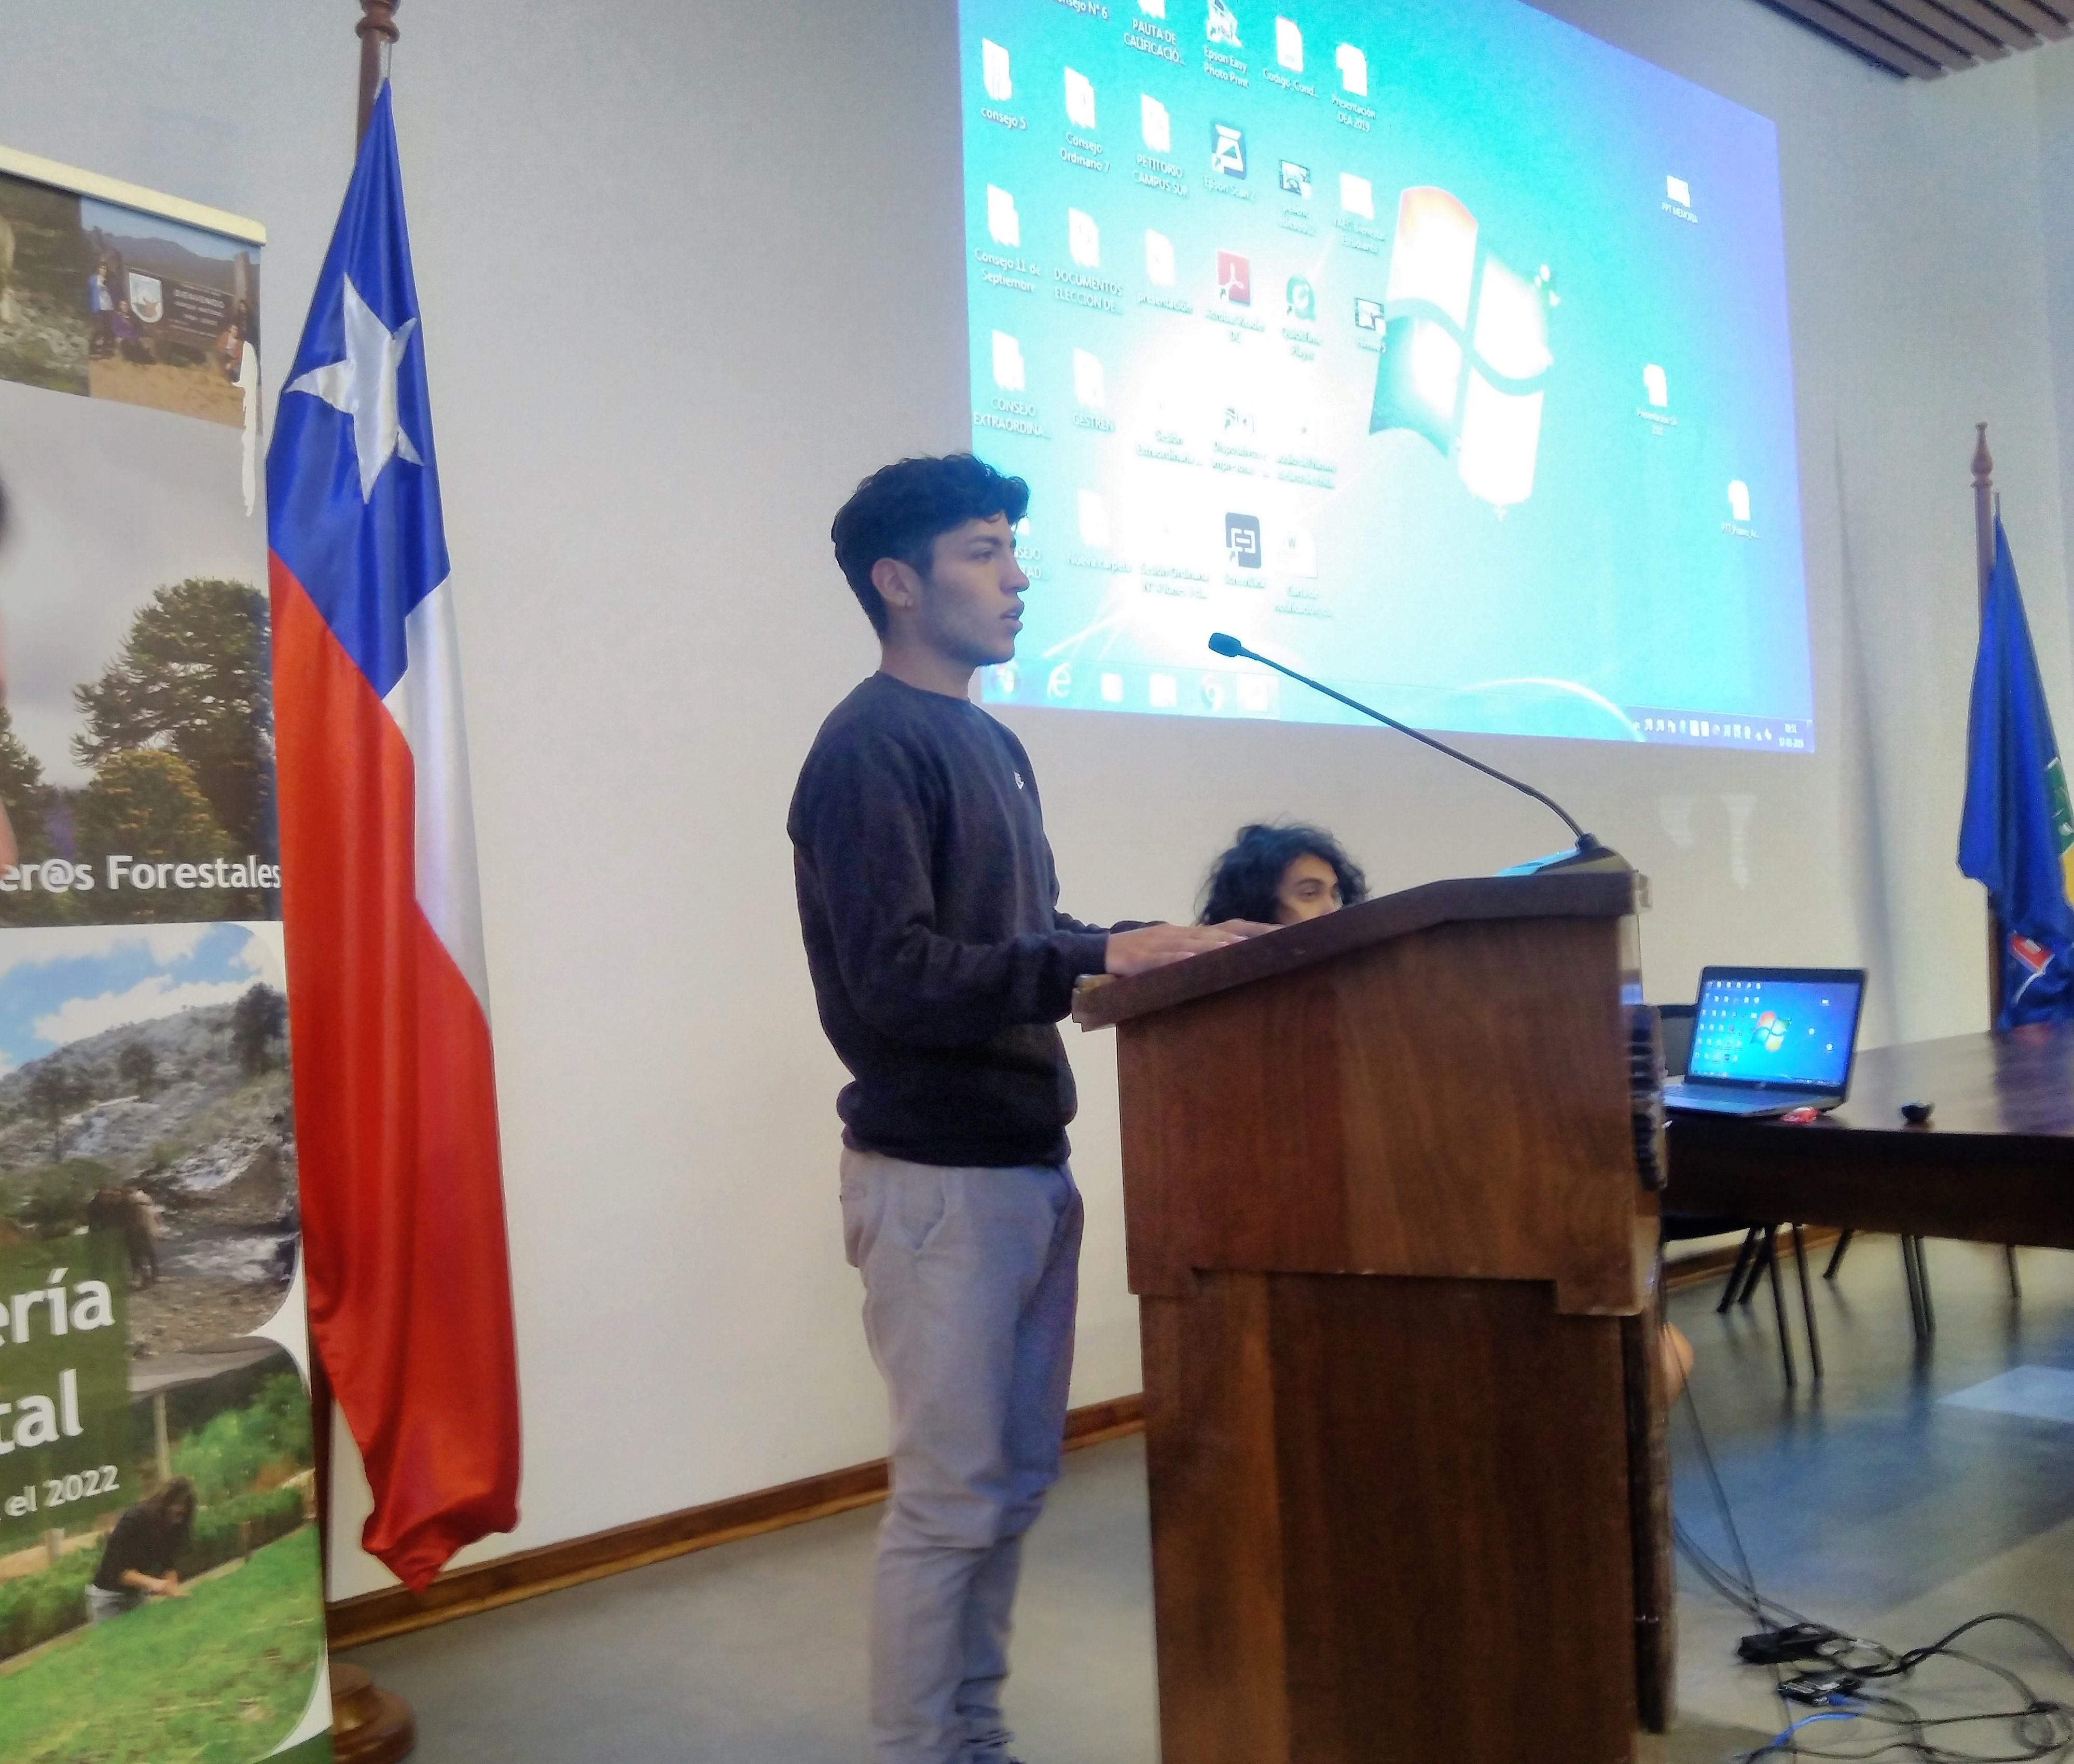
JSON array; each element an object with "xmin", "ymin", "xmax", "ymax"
[
  {"xmin": 356, "ymin": 0, "xmax": 402, "ymax": 148},
  {"xmin": 1973, "ymin": 422, "xmax": 1996, "ymax": 612}
]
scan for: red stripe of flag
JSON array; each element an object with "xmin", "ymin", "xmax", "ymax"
[{"xmin": 272, "ymin": 554, "xmax": 519, "ymax": 1589}]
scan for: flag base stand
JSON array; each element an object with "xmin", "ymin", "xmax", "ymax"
[{"xmin": 331, "ymin": 1662, "xmax": 417, "ymax": 1762}]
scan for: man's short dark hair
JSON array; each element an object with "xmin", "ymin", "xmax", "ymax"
[
  {"xmin": 831, "ymin": 454, "xmax": 1030, "ymax": 634},
  {"xmin": 1198, "ymin": 822, "xmax": 1370, "ymax": 925}
]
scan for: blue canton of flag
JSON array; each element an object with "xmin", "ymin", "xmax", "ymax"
[
  {"xmin": 268, "ymin": 85, "xmax": 448, "ymax": 702},
  {"xmin": 1958, "ymin": 517, "xmax": 2074, "ymax": 1026}
]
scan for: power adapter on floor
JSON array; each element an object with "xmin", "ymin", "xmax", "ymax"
[
  {"xmin": 1779, "ymin": 1671, "xmax": 1862, "ymax": 1707},
  {"xmin": 1738, "ymin": 1622, "xmax": 1841, "ymax": 1664}
]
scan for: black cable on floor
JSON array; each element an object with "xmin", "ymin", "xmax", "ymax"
[{"xmin": 1671, "ymin": 1363, "xmax": 2074, "ymax": 1763}]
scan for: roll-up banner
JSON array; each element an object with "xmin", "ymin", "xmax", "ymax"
[{"xmin": 0, "ymin": 148, "xmax": 333, "ymax": 1763}]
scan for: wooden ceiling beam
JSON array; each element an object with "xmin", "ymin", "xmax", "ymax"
[
  {"xmin": 1987, "ymin": 0, "xmax": 2071, "ymax": 39},
  {"xmin": 1754, "ymin": 0, "xmax": 1953, "ymax": 71},
  {"xmin": 1876, "ymin": 0, "xmax": 2015, "ymax": 52},
  {"xmin": 1819, "ymin": 0, "xmax": 1984, "ymax": 61}
]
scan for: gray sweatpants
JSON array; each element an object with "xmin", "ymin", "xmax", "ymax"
[{"xmin": 840, "ymin": 1148, "xmax": 1084, "ymax": 1764}]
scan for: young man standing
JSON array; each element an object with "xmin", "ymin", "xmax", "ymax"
[{"xmin": 790, "ymin": 454, "xmax": 1263, "ymax": 1764}]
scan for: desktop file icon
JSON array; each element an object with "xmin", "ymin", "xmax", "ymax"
[
  {"xmin": 1145, "ymin": 229, "xmax": 1177, "ymax": 285},
  {"xmin": 991, "ymin": 331, "xmax": 1026, "ymax": 391},
  {"xmin": 1142, "ymin": 94, "xmax": 1172, "ymax": 152},
  {"xmin": 1073, "ymin": 348, "xmax": 1106, "ymax": 407},
  {"xmin": 1337, "ymin": 42, "xmax": 1368, "ymax": 95},
  {"xmin": 981, "ymin": 40, "xmax": 1012, "ymax": 102},
  {"xmin": 1064, "ymin": 67, "xmax": 1097, "ymax": 130},
  {"xmin": 1340, "ymin": 172, "xmax": 1374, "ymax": 219},
  {"xmin": 987, "ymin": 186, "xmax": 1020, "ymax": 247},
  {"xmin": 1276, "ymin": 17, "xmax": 1303, "ymax": 71},
  {"xmin": 1211, "ymin": 123, "xmax": 1247, "ymax": 179},
  {"xmin": 1069, "ymin": 208, "xmax": 1101, "ymax": 267}
]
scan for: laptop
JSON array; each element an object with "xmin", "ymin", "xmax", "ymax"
[{"xmin": 1662, "ymin": 966, "xmax": 1867, "ymax": 1118}]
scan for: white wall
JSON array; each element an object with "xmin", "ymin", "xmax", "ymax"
[
  {"xmin": 2041, "ymin": 43, "xmax": 2074, "ymax": 631},
  {"xmin": 0, "ymin": 0, "xmax": 2068, "ymax": 1600}
]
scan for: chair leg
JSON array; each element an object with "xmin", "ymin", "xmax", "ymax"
[
  {"xmin": 1765, "ymin": 1233, "xmax": 1798, "ymax": 1390},
  {"xmin": 2006, "ymin": 1245, "xmax": 2022, "ymax": 1302},
  {"xmin": 1824, "ymin": 1229, "xmax": 1855, "ymax": 1281},
  {"xmin": 1901, "ymin": 1237, "xmax": 1935, "ymax": 1341},
  {"xmin": 1738, "ymin": 1230, "xmax": 1774, "ymax": 1309},
  {"xmin": 1900, "ymin": 1235, "xmax": 1925, "ymax": 1336},
  {"xmin": 1791, "ymin": 1224, "xmax": 1823, "ymax": 1382},
  {"xmin": 1719, "ymin": 1227, "xmax": 1761, "ymax": 1315}
]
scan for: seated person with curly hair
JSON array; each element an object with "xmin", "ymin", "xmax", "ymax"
[{"xmin": 1199, "ymin": 821, "xmax": 1368, "ymax": 927}]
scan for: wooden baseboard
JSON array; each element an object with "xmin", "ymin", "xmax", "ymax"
[
  {"xmin": 325, "ymin": 1392, "xmax": 1146, "ymax": 1652},
  {"xmin": 1664, "ymin": 1225, "xmax": 1843, "ymax": 1293}
]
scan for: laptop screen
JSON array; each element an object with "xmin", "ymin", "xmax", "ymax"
[{"xmin": 1686, "ymin": 968, "xmax": 1866, "ymax": 1090}]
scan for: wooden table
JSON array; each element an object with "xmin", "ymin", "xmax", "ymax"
[{"xmin": 1666, "ymin": 1023, "xmax": 2074, "ymax": 1249}]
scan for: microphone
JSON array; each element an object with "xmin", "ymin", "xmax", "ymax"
[{"xmin": 1205, "ymin": 632, "xmax": 1627, "ymax": 873}]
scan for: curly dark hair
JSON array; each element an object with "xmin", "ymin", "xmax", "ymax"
[
  {"xmin": 1198, "ymin": 822, "xmax": 1368, "ymax": 925},
  {"xmin": 830, "ymin": 454, "xmax": 1030, "ymax": 634}
]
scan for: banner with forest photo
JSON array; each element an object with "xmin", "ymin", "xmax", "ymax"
[{"xmin": 0, "ymin": 157, "xmax": 331, "ymax": 1763}]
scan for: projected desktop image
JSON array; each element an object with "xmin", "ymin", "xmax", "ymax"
[{"xmin": 960, "ymin": 0, "xmax": 1813, "ymax": 751}]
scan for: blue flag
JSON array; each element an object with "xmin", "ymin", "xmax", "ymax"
[{"xmin": 1958, "ymin": 517, "xmax": 2074, "ymax": 1025}]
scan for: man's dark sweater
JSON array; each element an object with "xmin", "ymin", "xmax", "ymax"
[{"xmin": 789, "ymin": 673, "xmax": 1128, "ymax": 1168}]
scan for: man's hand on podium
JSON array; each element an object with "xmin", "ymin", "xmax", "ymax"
[{"xmin": 1105, "ymin": 921, "xmax": 1275, "ymax": 976}]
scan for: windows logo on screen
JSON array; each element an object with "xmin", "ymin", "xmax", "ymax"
[
  {"xmin": 1368, "ymin": 186, "xmax": 1555, "ymax": 508},
  {"xmin": 1752, "ymin": 1011, "xmax": 1789, "ymax": 1054}
]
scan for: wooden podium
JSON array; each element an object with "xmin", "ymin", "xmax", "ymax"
[{"xmin": 1074, "ymin": 871, "xmax": 1670, "ymax": 1764}]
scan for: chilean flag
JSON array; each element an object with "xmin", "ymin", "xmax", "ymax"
[{"xmin": 266, "ymin": 84, "xmax": 520, "ymax": 1589}]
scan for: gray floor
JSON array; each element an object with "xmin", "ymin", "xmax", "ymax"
[{"xmin": 348, "ymin": 1238, "xmax": 2074, "ymax": 1762}]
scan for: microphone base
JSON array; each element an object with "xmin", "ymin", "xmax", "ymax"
[{"xmin": 1498, "ymin": 835, "xmax": 1633, "ymax": 877}]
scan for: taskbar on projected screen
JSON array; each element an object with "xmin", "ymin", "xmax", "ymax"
[
  {"xmin": 1628, "ymin": 708, "xmax": 1812, "ymax": 751},
  {"xmin": 983, "ymin": 660, "xmax": 1810, "ymax": 751}
]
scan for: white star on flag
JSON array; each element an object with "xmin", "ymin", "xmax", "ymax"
[{"xmin": 285, "ymin": 274, "xmax": 424, "ymax": 501}]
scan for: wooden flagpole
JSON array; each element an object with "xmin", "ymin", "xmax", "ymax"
[
  {"xmin": 323, "ymin": 17, "xmax": 418, "ymax": 1758},
  {"xmin": 1973, "ymin": 423, "xmax": 2006, "ymax": 1025},
  {"xmin": 357, "ymin": 1, "xmax": 402, "ymax": 144},
  {"xmin": 1971, "ymin": 428, "xmax": 2024, "ymax": 1298}
]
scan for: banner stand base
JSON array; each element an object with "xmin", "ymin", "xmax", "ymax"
[{"xmin": 332, "ymin": 1662, "xmax": 417, "ymax": 1762}]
